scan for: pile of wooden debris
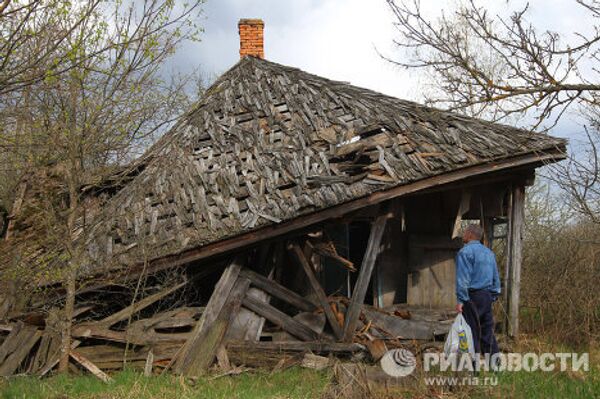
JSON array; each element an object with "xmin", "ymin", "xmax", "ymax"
[{"xmin": 0, "ymin": 220, "xmax": 454, "ymax": 380}]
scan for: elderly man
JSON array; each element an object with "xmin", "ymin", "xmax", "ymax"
[{"xmin": 455, "ymin": 224, "xmax": 500, "ymax": 358}]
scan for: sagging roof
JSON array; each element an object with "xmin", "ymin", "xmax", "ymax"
[{"xmin": 84, "ymin": 56, "xmax": 566, "ymax": 271}]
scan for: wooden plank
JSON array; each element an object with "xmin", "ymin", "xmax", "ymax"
[
  {"xmin": 289, "ymin": 243, "xmax": 344, "ymax": 340},
  {"xmin": 180, "ymin": 277, "xmax": 250, "ymax": 376},
  {"xmin": 502, "ymin": 187, "xmax": 513, "ymax": 331},
  {"xmin": 30, "ymin": 331, "xmax": 52, "ymax": 373},
  {"xmin": 174, "ymin": 256, "xmax": 245, "ymax": 375},
  {"xmin": 0, "ymin": 322, "xmax": 23, "ymax": 364},
  {"xmin": 144, "ymin": 350, "xmax": 154, "ymax": 376},
  {"xmin": 215, "ymin": 345, "xmax": 231, "ymax": 371},
  {"xmin": 452, "ymin": 190, "xmax": 471, "ymax": 238},
  {"xmin": 343, "ymin": 215, "xmax": 388, "ymax": 342},
  {"xmin": 226, "ymin": 340, "xmax": 365, "ymax": 353},
  {"xmin": 241, "ymin": 295, "xmax": 320, "ymax": 342},
  {"xmin": 508, "ymin": 185, "xmax": 524, "ymax": 338},
  {"xmin": 238, "ymin": 244, "xmax": 274, "ymax": 341},
  {"xmin": 122, "ymin": 151, "xmax": 564, "ymax": 277},
  {"xmin": 69, "ymin": 350, "xmax": 113, "ymax": 383},
  {"xmin": 98, "ymin": 281, "xmax": 187, "ymax": 327},
  {"xmin": 240, "ymin": 269, "xmax": 317, "ymax": 312},
  {"xmin": 0, "ymin": 327, "xmax": 41, "ymax": 376}
]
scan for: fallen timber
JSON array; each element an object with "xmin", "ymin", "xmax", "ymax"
[{"xmin": 0, "ymin": 234, "xmax": 454, "ymax": 380}]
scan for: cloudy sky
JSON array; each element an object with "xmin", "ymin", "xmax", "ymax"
[{"xmin": 171, "ymin": 0, "xmax": 597, "ymax": 141}]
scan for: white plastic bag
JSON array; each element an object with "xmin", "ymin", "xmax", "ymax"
[{"xmin": 444, "ymin": 313, "xmax": 475, "ymax": 358}]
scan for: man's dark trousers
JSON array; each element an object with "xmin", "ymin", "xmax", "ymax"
[{"xmin": 463, "ymin": 289, "xmax": 499, "ymax": 356}]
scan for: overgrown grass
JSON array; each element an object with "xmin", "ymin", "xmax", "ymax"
[
  {"xmin": 0, "ymin": 367, "xmax": 331, "ymax": 399},
  {"xmin": 1, "ymin": 341, "xmax": 598, "ymax": 399}
]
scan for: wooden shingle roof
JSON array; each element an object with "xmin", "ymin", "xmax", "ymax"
[{"xmin": 85, "ymin": 56, "xmax": 566, "ymax": 271}]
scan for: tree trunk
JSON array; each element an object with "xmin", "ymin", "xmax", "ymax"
[{"xmin": 58, "ymin": 269, "xmax": 76, "ymax": 372}]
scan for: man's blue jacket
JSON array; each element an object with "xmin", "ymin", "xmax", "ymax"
[{"xmin": 455, "ymin": 240, "xmax": 501, "ymax": 304}]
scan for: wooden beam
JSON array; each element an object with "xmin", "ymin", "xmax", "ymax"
[
  {"xmin": 180, "ymin": 277, "xmax": 250, "ymax": 376},
  {"xmin": 241, "ymin": 295, "xmax": 320, "ymax": 342},
  {"xmin": 226, "ymin": 340, "xmax": 365, "ymax": 353},
  {"xmin": 290, "ymin": 242, "xmax": 344, "ymax": 340},
  {"xmin": 98, "ymin": 281, "xmax": 187, "ymax": 327},
  {"xmin": 69, "ymin": 350, "xmax": 113, "ymax": 383},
  {"xmin": 0, "ymin": 327, "xmax": 41, "ymax": 376},
  {"xmin": 507, "ymin": 185, "xmax": 525, "ymax": 338},
  {"xmin": 174, "ymin": 256, "xmax": 244, "ymax": 375},
  {"xmin": 342, "ymin": 215, "xmax": 388, "ymax": 342},
  {"xmin": 240, "ymin": 268, "xmax": 317, "ymax": 312},
  {"xmin": 119, "ymin": 150, "xmax": 564, "ymax": 277}
]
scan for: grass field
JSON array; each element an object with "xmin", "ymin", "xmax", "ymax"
[
  {"xmin": 0, "ymin": 368, "xmax": 331, "ymax": 399},
  {"xmin": 1, "ymin": 341, "xmax": 597, "ymax": 399},
  {"xmin": 1, "ymin": 365, "xmax": 597, "ymax": 399}
]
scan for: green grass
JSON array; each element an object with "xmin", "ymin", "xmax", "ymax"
[
  {"xmin": 1, "ymin": 344, "xmax": 598, "ymax": 399},
  {"xmin": 479, "ymin": 368, "xmax": 600, "ymax": 398},
  {"xmin": 0, "ymin": 367, "xmax": 331, "ymax": 399},
  {"xmin": 4, "ymin": 366, "xmax": 597, "ymax": 399}
]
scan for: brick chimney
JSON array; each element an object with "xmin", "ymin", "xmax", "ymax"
[{"xmin": 238, "ymin": 18, "xmax": 264, "ymax": 59}]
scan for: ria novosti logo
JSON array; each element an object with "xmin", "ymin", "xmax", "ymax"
[
  {"xmin": 380, "ymin": 349, "xmax": 589, "ymax": 377},
  {"xmin": 380, "ymin": 348, "xmax": 417, "ymax": 377}
]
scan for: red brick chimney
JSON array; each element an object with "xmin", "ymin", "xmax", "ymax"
[{"xmin": 238, "ymin": 19, "xmax": 264, "ymax": 59}]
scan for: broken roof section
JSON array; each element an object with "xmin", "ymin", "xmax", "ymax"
[{"xmin": 86, "ymin": 56, "xmax": 566, "ymax": 271}]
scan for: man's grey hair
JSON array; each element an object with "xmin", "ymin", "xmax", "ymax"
[{"xmin": 465, "ymin": 224, "xmax": 484, "ymax": 240}]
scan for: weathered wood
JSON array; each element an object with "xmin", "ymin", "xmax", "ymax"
[
  {"xmin": 507, "ymin": 185, "xmax": 524, "ymax": 338},
  {"xmin": 343, "ymin": 215, "xmax": 388, "ymax": 342},
  {"xmin": 97, "ymin": 281, "xmax": 187, "ymax": 327},
  {"xmin": 122, "ymin": 150, "xmax": 563, "ymax": 279},
  {"xmin": 301, "ymin": 353, "xmax": 330, "ymax": 370},
  {"xmin": 30, "ymin": 331, "xmax": 53, "ymax": 373},
  {"xmin": 226, "ymin": 340, "xmax": 365, "ymax": 353},
  {"xmin": 309, "ymin": 241, "xmax": 356, "ymax": 272},
  {"xmin": 144, "ymin": 350, "xmax": 154, "ymax": 376},
  {"xmin": 73, "ymin": 341, "xmax": 180, "ymax": 368},
  {"xmin": 229, "ymin": 244, "xmax": 274, "ymax": 342},
  {"xmin": 69, "ymin": 350, "xmax": 113, "ymax": 383},
  {"xmin": 174, "ymin": 256, "xmax": 244, "ymax": 374},
  {"xmin": 240, "ymin": 268, "xmax": 317, "ymax": 312},
  {"xmin": 289, "ymin": 242, "xmax": 344, "ymax": 340},
  {"xmin": 452, "ymin": 190, "xmax": 471, "ymax": 238},
  {"xmin": 241, "ymin": 295, "xmax": 320, "ymax": 342},
  {"xmin": 0, "ymin": 321, "xmax": 23, "ymax": 364},
  {"xmin": 0, "ymin": 327, "xmax": 41, "ymax": 376},
  {"xmin": 215, "ymin": 345, "xmax": 231, "ymax": 371},
  {"xmin": 38, "ymin": 340, "xmax": 80, "ymax": 376},
  {"xmin": 502, "ymin": 188, "xmax": 513, "ymax": 329},
  {"xmin": 180, "ymin": 277, "xmax": 250, "ymax": 376},
  {"xmin": 362, "ymin": 308, "xmax": 438, "ymax": 340}
]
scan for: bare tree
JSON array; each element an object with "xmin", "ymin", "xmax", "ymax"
[
  {"xmin": 386, "ymin": 0, "xmax": 600, "ymax": 129},
  {"xmin": 0, "ymin": 0, "xmax": 203, "ymax": 373},
  {"xmin": 385, "ymin": 0, "xmax": 600, "ymax": 222}
]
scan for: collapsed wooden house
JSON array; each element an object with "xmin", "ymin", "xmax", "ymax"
[{"xmin": 0, "ymin": 19, "xmax": 566, "ymax": 378}]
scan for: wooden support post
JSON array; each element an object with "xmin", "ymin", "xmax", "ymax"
[
  {"xmin": 174, "ymin": 256, "xmax": 244, "ymax": 375},
  {"xmin": 507, "ymin": 185, "xmax": 524, "ymax": 338},
  {"xmin": 342, "ymin": 215, "xmax": 388, "ymax": 342},
  {"xmin": 290, "ymin": 242, "xmax": 344, "ymax": 340}
]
